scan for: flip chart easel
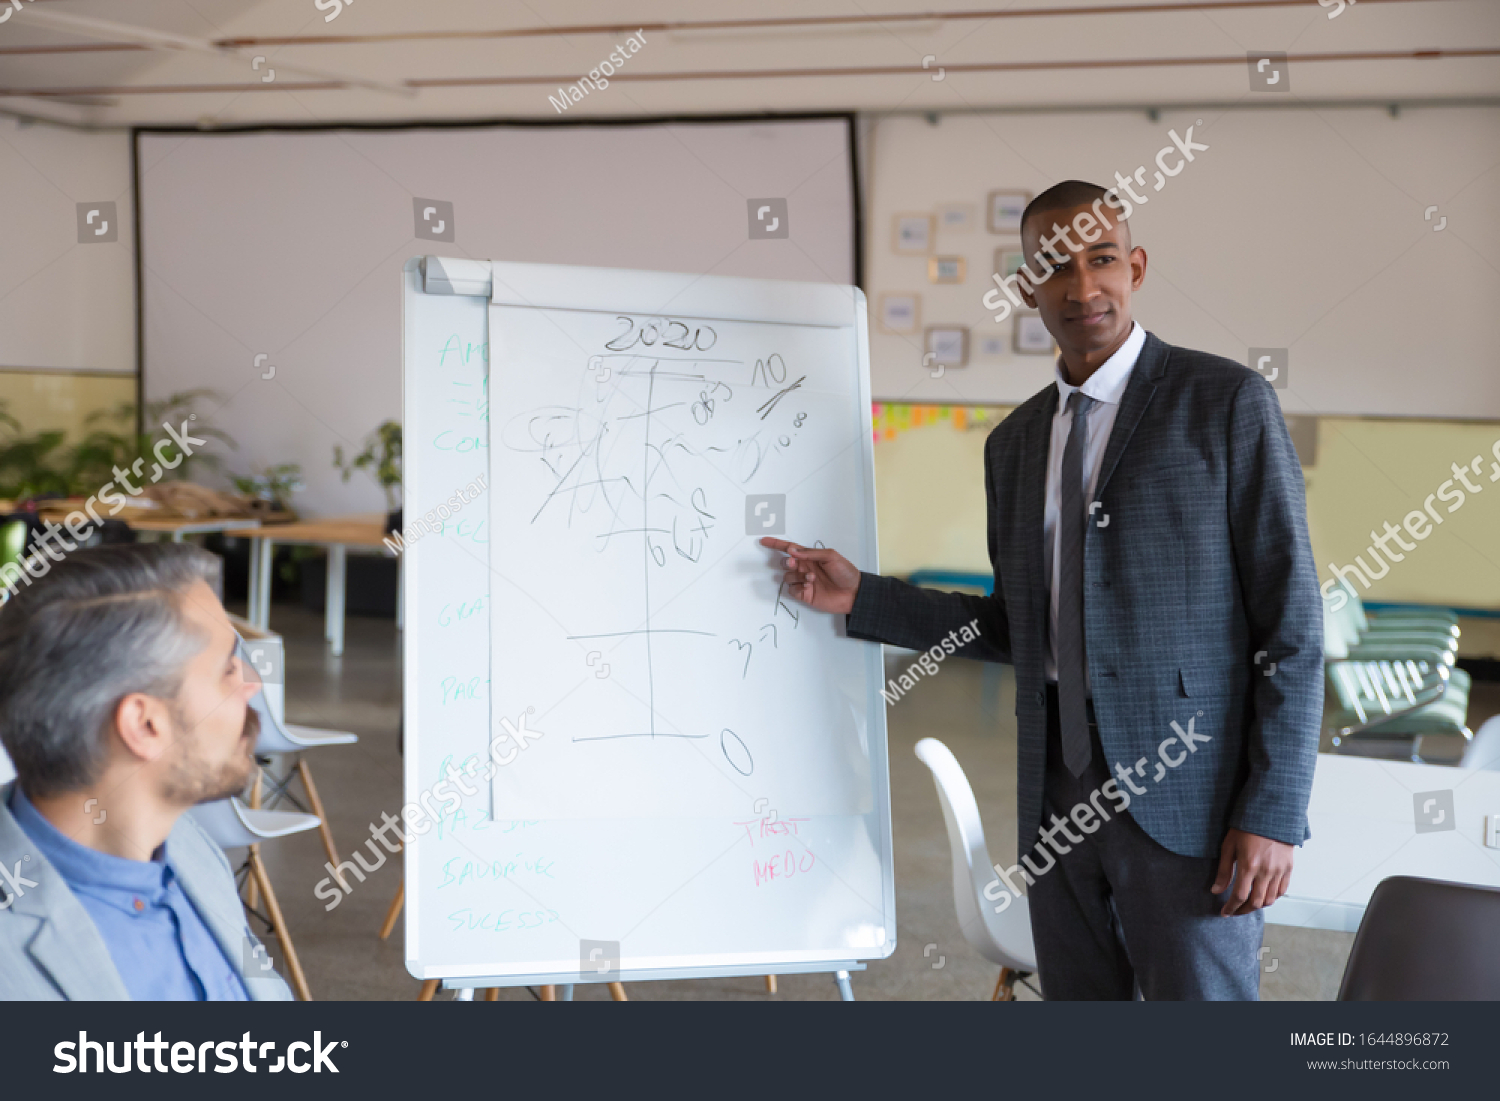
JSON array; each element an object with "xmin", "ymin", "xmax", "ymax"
[{"xmin": 401, "ymin": 256, "xmax": 893, "ymax": 1000}]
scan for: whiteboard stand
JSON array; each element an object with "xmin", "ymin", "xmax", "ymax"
[
  {"xmin": 442, "ymin": 962, "xmax": 865, "ymax": 997},
  {"xmin": 405, "ymin": 255, "xmax": 895, "ymax": 997}
]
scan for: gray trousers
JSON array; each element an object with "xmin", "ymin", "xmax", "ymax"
[{"xmin": 1025, "ymin": 685, "xmax": 1264, "ymax": 1000}]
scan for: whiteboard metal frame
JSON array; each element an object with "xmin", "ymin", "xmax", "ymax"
[
  {"xmin": 441, "ymin": 960, "xmax": 866, "ymax": 991},
  {"xmin": 403, "ymin": 256, "xmax": 896, "ymax": 987}
]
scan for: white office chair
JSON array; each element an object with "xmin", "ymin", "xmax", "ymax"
[
  {"xmin": 1461, "ymin": 715, "xmax": 1500, "ymax": 771},
  {"xmin": 914, "ymin": 737, "xmax": 1039, "ymax": 1000},
  {"xmin": 188, "ymin": 796, "xmax": 319, "ymax": 1001},
  {"xmin": 236, "ymin": 634, "xmax": 358, "ymax": 880}
]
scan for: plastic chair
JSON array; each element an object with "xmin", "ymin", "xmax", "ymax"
[
  {"xmin": 914, "ymin": 737, "xmax": 1038, "ymax": 1000},
  {"xmin": 235, "ymin": 634, "xmax": 357, "ymax": 883},
  {"xmin": 1460, "ymin": 715, "xmax": 1500, "ymax": 770},
  {"xmin": 187, "ymin": 796, "xmax": 319, "ymax": 1001},
  {"xmin": 1337, "ymin": 875, "xmax": 1500, "ymax": 1000}
]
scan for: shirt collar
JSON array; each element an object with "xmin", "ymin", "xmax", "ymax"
[
  {"xmin": 8, "ymin": 784, "xmax": 172, "ymax": 908},
  {"xmin": 1053, "ymin": 320, "xmax": 1145, "ymax": 410}
]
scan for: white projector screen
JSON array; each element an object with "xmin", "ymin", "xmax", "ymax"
[{"xmin": 137, "ymin": 119, "xmax": 856, "ymax": 517}]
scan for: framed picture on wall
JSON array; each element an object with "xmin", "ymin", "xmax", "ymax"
[
  {"xmin": 987, "ymin": 190, "xmax": 1030, "ymax": 234},
  {"xmin": 935, "ymin": 203, "xmax": 977, "ymax": 233},
  {"xmin": 927, "ymin": 256, "xmax": 966, "ymax": 284},
  {"xmin": 877, "ymin": 293, "xmax": 921, "ymax": 334},
  {"xmin": 977, "ymin": 334, "xmax": 1007, "ymax": 358},
  {"xmin": 925, "ymin": 325, "xmax": 969, "ymax": 368},
  {"xmin": 1013, "ymin": 313, "xmax": 1055, "ymax": 355},
  {"xmin": 996, "ymin": 247, "xmax": 1029, "ymax": 280},
  {"xmin": 893, "ymin": 213, "xmax": 934, "ymax": 254}
]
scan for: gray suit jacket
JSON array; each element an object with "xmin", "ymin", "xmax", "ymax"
[
  {"xmin": 0, "ymin": 781, "xmax": 293, "ymax": 1000},
  {"xmin": 849, "ymin": 331, "xmax": 1322, "ymax": 859}
]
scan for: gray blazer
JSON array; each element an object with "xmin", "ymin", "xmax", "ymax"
[
  {"xmin": 0, "ymin": 781, "xmax": 293, "ymax": 1000},
  {"xmin": 849, "ymin": 331, "xmax": 1322, "ymax": 859}
]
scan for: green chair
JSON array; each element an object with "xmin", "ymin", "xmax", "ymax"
[
  {"xmin": 1324, "ymin": 578, "xmax": 1458, "ymax": 667},
  {"xmin": 0, "ymin": 518, "xmax": 25, "ymax": 570},
  {"xmin": 1326, "ymin": 659, "xmax": 1472, "ymax": 761},
  {"xmin": 0, "ymin": 518, "xmax": 28, "ymax": 602}
]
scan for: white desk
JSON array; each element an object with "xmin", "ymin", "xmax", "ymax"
[{"xmin": 1267, "ymin": 752, "xmax": 1500, "ymax": 932}]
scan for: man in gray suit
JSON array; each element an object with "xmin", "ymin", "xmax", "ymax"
[
  {"xmin": 0, "ymin": 543, "xmax": 291, "ymax": 1000},
  {"xmin": 764, "ymin": 180, "xmax": 1321, "ymax": 999}
]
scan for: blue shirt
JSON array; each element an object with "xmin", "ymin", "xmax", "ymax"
[{"xmin": 9, "ymin": 787, "xmax": 248, "ymax": 1001}]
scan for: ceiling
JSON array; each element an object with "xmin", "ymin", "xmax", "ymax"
[{"xmin": 0, "ymin": 0, "xmax": 1496, "ymax": 129}]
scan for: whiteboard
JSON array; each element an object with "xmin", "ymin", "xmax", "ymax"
[{"xmin": 402, "ymin": 257, "xmax": 895, "ymax": 984}]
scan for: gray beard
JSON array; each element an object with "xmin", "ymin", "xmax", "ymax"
[{"xmin": 160, "ymin": 704, "xmax": 259, "ymax": 806}]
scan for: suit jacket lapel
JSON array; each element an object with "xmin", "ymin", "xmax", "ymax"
[
  {"xmin": 170, "ymin": 839, "xmax": 256, "ymax": 997},
  {"xmin": 1094, "ymin": 331, "xmax": 1167, "ymax": 499},
  {"xmin": 0, "ymin": 799, "xmax": 130, "ymax": 999},
  {"xmin": 1018, "ymin": 386, "xmax": 1057, "ymax": 609},
  {"xmin": 25, "ymin": 913, "xmax": 130, "ymax": 1000}
]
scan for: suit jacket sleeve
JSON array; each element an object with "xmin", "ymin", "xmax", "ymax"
[
  {"xmin": 1225, "ymin": 374, "xmax": 1323, "ymax": 844},
  {"xmin": 844, "ymin": 430, "xmax": 1012, "ymax": 663}
]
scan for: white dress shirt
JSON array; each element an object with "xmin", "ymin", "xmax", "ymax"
[{"xmin": 1044, "ymin": 320, "xmax": 1146, "ymax": 687}]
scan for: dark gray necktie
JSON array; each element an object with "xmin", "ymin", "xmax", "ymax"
[{"xmin": 1057, "ymin": 391, "xmax": 1094, "ymax": 777}]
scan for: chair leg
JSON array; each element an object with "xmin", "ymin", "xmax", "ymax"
[
  {"xmin": 245, "ymin": 773, "xmax": 262, "ymax": 910},
  {"xmin": 608, "ymin": 982, "xmax": 628, "ymax": 1001},
  {"xmin": 764, "ymin": 975, "xmax": 777, "ymax": 994},
  {"xmin": 992, "ymin": 967, "xmax": 1017, "ymax": 1002},
  {"xmin": 296, "ymin": 759, "xmax": 347, "ymax": 891},
  {"xmin": 249, "ymin": 848, "xmax": 313, "ymax": 1001},
  {"xmin": 379, "ymin": 879, "xmax": 405, "ymax": 940},
  {"xmin": 539, "ymin": 985, "xmax": 556, "ymax": 1001},
  {"xmin": 417, "ymin": 979, "xmax": 440, "ymax": 1001}
]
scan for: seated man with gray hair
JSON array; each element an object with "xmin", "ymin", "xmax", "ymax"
[{"xmin": 0, "ymin": 543, "xmax": 291, "ymax": 1000}]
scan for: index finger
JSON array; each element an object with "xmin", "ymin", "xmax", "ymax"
[{"xmin": 758, "ymin": 537, "xmax": 799, "ymax": 552}]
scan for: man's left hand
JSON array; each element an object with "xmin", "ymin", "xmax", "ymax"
[{"xmin": 1212, "ymin": 828, "xmax": 1294, "ymax": 916}]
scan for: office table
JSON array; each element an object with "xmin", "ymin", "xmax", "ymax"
[
  {"xmin": 243, "ymin": 514, "xmax": 399, "ymax": 657},
  {"xmin": 1266, "ymin": 751, "xmax": 1500, "ymax": 932}
]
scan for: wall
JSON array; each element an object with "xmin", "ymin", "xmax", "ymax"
[
  {"xmin": 863, "ymin": 108, "xmax": 1500, "ymax": 417},
  {"xmin": 0, "ymin": 117, "xmax": 134, "ymax": 375},
  {"xmin": 136, "ymin": 119, "xmax": 856, "ymax": 517},
  {"xmin": 0, "ymin": 369, "xmax": 135, "ymax": 443},
  {"xmin": 871, "ymin": 407, "xmax": 1500, "ymax": 616}
]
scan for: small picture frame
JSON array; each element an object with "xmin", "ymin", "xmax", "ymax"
[
  {"xmin": 987, "ymin": 189, "xmax": 1031, "ymax": 234},
  {"xmin": 996, "ymin": 247, "xmax": 1028, "ymax": 280},
  {"xmin": 893, "ymin": 213, "xmax": 934, "ymax": 254},
  {"xmin": 925, "ymin": 325, "xmax": 969, "ymax": 368},
  {"xmin": 877, "ymin": 293, "xmax": 921, "ymax": 334},
  {"xmin": 1013, "ymin": 314, "xmax": 1055, "ymax": 355},
  {"xmin": 927, "ymin": 255, "xmax": 967, "ymax": 284},
  {"xmin": 935, "ymin": 203, "xmax": 976, "ymax": 233}
]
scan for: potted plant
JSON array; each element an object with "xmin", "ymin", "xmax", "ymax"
[
  {"xmin": 67, "ymin": 389, "xmax": 235, "ymax": 495},
  {"xmin": 333, "ymin": 420, "xmax": 402, "ymax": 533},
  {"xmin": 231, "ymin": 463, "xmax": 306, "ymax": 517}
]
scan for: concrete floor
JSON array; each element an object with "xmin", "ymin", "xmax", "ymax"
[{"xmin": 241, "ymin": 601, "xmax": 1496, "ymax": 1002}]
